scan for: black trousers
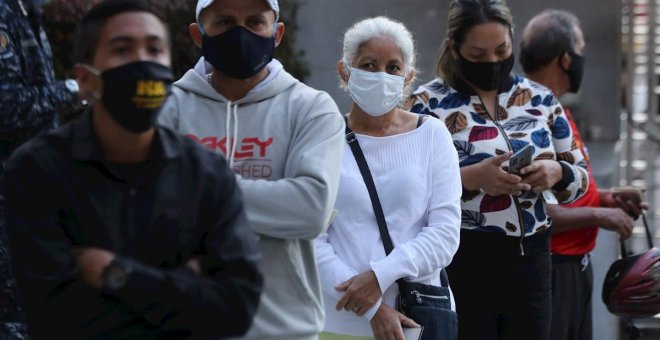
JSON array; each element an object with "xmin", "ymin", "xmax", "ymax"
[
  {"xmin": 447, "ymin": 229, "xmax": 552, "ymax": 340},
  {"xmin": 550, "ymin": 254, "xmax": 593, "ymax": 340},
  {"xmin": 0, "ymin": 166, "xmax": 28, "ymax": 338}
]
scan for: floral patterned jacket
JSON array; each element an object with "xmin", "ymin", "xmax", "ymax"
[{"xmin": 409, "ymin": 76, "xmax": 589, "ymax": 238}]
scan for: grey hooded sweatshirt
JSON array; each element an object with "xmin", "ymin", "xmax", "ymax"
[{"xmin": 159, "ymin": 59, "xmax": 344, "ymax": 340}]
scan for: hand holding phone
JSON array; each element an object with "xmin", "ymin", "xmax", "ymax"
[
  {"xmin": 508, "ymin": 144, "xmax": 534, "ymax": 176},
  {"xmin": 471, "ymin": 152, "xmax": 532, "ymax": 196}
]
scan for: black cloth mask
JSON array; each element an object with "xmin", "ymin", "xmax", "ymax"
[
  {"xmin": 458, "ymin": 54, "xmax": 515, "ymax": 92},
  {"xmin": 561, "ymin": 51, "xmax": 584, "ymax": 93},
  {"xmin": 201, "ymin": 25, "xmax": 275, "ymax": 79},
  {"xmin": 93, "ymin": 61, "xmax": 173, "ymax": 133}
]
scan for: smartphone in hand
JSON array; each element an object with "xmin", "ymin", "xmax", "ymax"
[{"xmin": 508, "ymin": 144, "xmax": 534, "ymax": 175}]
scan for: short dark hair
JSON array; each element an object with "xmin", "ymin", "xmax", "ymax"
[
  {"xmin": 519, "ymin": 10, "xmax": 580, "ymax": 74},
  {"xmin": 74, "ymin": 0, "xmax": 167, "ymax": 64}
]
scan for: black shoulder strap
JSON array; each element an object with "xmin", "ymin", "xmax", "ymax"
[
  {"xmin": 344, "ymin": 115, "xmax": 449, "ymax": 287},
  {"xmin": 344, "ymin": 120, "xmax": 395, "ymax": 255},
  {"xmin": 416, "ymin": 114, "xmax": 425, "ymax": 128},
  {"xmin": 440, "ymin": 265, "xmax": 449, "ymax": 287}
]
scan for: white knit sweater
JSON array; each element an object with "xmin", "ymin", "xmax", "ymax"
[{"xmin": 315, "ymin": 118, "xmax": 462, "ymax": 337}]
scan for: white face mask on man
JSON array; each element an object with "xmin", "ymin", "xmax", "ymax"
[{"xmin": 347, "ymin": 67, "xmax": 404, "ymax": 116}]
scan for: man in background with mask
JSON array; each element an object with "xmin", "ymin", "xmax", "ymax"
[
  {"xmin": 4, "ymin": 0, "xmax": 263, "ymax": 338},
  {"xmin": 0, "ymin": 0, "xmax": 83, "ymax": 337},
  {"xmin": 159, "ymin": 0, "xmax": 344, "ymax": 338},
  {"xmin": 521, "ymin": 10, "xmax": 646, "ymax": 340}
]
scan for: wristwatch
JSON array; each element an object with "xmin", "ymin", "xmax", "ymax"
[
  {"xmin": 61, "ymin": 79, "xmax": 88, "ymax": 122},
  {"xmin": 102, "ymin": 258, "xmax": 133, "ymax": 291},
  {"xmin": 64, "ymin": 79, "xmax": 79, "ymax": 97}
]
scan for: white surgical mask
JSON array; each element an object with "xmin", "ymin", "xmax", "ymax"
[{"xmin": 347, "ymin": 67, "xmax": 404, "ymax": 116}]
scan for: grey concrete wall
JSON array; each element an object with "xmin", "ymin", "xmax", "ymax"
[
  {"xmin": 294, "ymin": 0, "xmax": 621, "ymax": 142},
  {"xmin": 294, "ymin": 1, "xmax": 623, "ymax": 340},
  {"xmin": 295, "ymin": 0, "xmax": 447, "ymax": 115},
  {"xmin": 590, "ymin": 142, "xmax": 624, "ymax": 340}
]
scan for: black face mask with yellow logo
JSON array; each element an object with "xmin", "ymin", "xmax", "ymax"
[{"xmin": 95, "ymin": 61, "xmax": 173, "ymax": 133}]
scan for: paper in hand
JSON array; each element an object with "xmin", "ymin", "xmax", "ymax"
[{"xmin": 403, "ymin": 326, "xmax": 423, "ymax": 340}]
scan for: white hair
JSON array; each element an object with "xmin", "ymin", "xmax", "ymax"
[{"xmin": 340, "ymin": 16, "xmax": 417, "ymax": 92}]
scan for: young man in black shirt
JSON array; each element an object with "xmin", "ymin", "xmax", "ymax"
[{"xmin": 4, "ymin": 1, "xmax": 262, "ymax": 338}]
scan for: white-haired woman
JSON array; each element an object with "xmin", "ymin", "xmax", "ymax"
[{"xmin": 315, "ymin": 16, "xmax": 462, "ymax": 340}]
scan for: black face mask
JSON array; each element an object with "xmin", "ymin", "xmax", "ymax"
[
  {"xmin": 458, "ymin": 53, "xmax": 514, "ymax": 91},
  {"xmin": 201, "ymin": 25, "xmax": 275, "ymax": 79},
  {"xmin": 561, "ymin": 51, "xmax": 584, "ymax": 93},
  {"xmin": 91, "ymin": 61, "xmax": 173, "ymax": 133}
]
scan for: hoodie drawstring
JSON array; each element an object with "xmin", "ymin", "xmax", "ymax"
[{"xmin": 225, "ymin": 101, "xmax": 239, "ymax": 168}]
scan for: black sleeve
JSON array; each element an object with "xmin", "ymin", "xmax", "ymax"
[
  {"xmin": 4, "ymin": 151, "xmax": 100, "ymax": 339},
  {"xmin": 5, "ymin": 148, "xmax": 262, "ymax": 339},
  {"xmin": 104, "ymin": 153, "xmax": 263, "ymax": 339}
]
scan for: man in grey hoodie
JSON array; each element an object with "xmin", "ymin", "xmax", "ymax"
[{"xmin": 158, "ymin": 0, "xmax": 344, "ymax": 339}]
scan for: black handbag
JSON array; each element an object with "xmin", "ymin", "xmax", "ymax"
[{"xmin": 345, "ymin": 119, "xmax": 458, "ymax": 340}]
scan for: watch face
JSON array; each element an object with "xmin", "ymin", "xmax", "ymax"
[
  {"xmin": 65, "ymin": 79, "xmax": 79, "ymax": 94},
  {"xmin": 105, "ymin": 263, "xmax": 128, "ymax": 290}
]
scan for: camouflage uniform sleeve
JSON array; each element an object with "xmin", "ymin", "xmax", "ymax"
[{"xmin": 0, "ymin": 15, "xmax": 74, "ymax": 143}]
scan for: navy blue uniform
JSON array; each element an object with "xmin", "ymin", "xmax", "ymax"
[
  {"xmin": 0, "ymin": 0, "xmax": 75, "ymax": 152},
  {"xmin": 0, "ymin": 0, "xmax": 75, "ymax": 337}
]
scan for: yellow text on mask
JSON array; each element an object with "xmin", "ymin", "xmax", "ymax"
[
  {"xmin": 136, "ymin": 81, "xmax": 166, "ymax": 97},
  {"xmin": 133, "ymin": 80, "xmax": 167, "ymax": 109}
]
